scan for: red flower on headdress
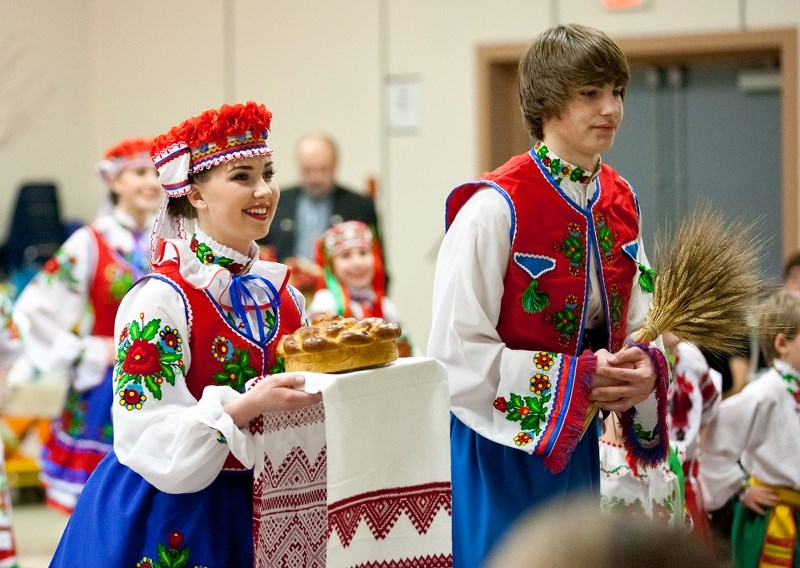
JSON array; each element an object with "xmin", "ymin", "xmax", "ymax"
[
  {"xmin": 151, "ymin": 101, "xmax": 272, "ymax": 158},
  {"xmin": 104, "ymin": 138, "xmax": 153, "ymax": 160}
]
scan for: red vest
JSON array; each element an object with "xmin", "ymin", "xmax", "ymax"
[
  {"xmin": 151, "ymin": 261, "xmax": 303, "ymax": 469},
  {"xmin": 446, "ymin": 150, "xmax": 641, "ymax": 354},
  {"xmin": 88, "ymin": 227, "xmax": 137, "ymax": 336}
]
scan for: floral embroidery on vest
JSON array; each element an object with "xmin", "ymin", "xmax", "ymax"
[
  {"xmin": 105, "ymin": 264, "xmax": 135, "ymax": 301},
  {"xmin": 38, "ymin": 249, "xmax": 80, "ymax": 291},
  {"xmin": 555, "ymin": 223, "xmax": 585, "ymax": 276},
  {"xmin": 190, "ymin": 235, "xmax": 245, "ymax": 274},
  {"xmin": 115, "ymin": 314, "xmax": 185, "ymax": 410},
  {"xmin": 608, "ymin": 283, "xmax": 623, "ymax": 332},
  {"xmin": 593, "ymin": 212, "xmax": 616, "ymax": 264},
  {"xmin": 210, "ymin": 335, "xmax": 257, "ymax": 392},
  {"xmin": 545, "ymin": 294, "xmax": 581, "ymax": 347},
  {"xmin": 270, "ymin": 356, "xmax": 285, "ymax": 375}
]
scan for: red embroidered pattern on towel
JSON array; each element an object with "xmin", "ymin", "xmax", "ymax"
[
  {"xmin": 250, "ymin": 400, "xmax": 325, "ymax": 435},
  {"xmin": 253, "ymin": 444, "xmax": 328, "ymax": 568},
  {"xmin": 350, "ymin": 554, "xmax": 454, "ymax": 568},
  {"xmin": 328, "ymin": 481, "xmax": 452, "ymax": 547}
]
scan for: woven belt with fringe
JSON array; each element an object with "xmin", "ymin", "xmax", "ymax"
[{"xmin": 750, "ymin": 477, "xmax": 800, "ymax": 567}]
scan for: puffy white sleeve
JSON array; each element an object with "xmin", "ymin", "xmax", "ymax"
[
  {"xmin": 699, "ymin": 387, "xmax": 766, "ymax": 511},
  {"xmin": 112, "ymin": 277, "xmax": 253, "ymax": 494},
  {"xmin": 427, "ymin": 189, "xmax": 596, "ymax": 474},
  {"xmin": 13, "ymin": 228, "xmax": 111, "ymax": 390}
]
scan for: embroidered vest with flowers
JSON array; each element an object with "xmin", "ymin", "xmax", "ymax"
[
  {"xmin": 149, "ymin": 248, "xmax": 302, "ymax": 470},
  {"xmin": 152, "ymin": 263, "xmax": 302, "ymax": 402},
  {"xmin": 88, "ymin": 227, "xmax": 140, "ymax": 336},
  {"xmin": 446, "ymin": 149, "xmax": 641, "ymax": 354}
]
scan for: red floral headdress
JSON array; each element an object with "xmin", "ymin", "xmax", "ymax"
[
  {"xmin": 148, "ymin": 101, "xmax": 273, "ymax": 262},
  {"xmin": 151, "ymin": 101, "xmax": 273, "ymax": 198},
  {"xmin": 95, "ymin": 137, "xmax": 154, "ymax": 187}
]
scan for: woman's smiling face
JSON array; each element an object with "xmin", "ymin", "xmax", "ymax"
[{"xmin": 188, "ymin": 155, "xmax": 279, "ymax": 255}]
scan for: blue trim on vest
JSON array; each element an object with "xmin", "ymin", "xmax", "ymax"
[
  {"xmin": 445, "ymin": 180, "xmax": 516, "ymax": 243},
  {"xmin": 286, "ymin": 285, "xmax": 304, "ymax": 318},
  {"xmin": 529, "ymin": 150, "xmax": 594, "ymax": 219},
  {"xmin": 140, "ymin": 274, "xmax": 192, "ymax": 338},
  {"xmin": 204, "ymin": 290, "xmax": 273, "ymax": 370},
  {"xmin": 585, "ymin": 204, "xmax": 612, "ymax": 345}
]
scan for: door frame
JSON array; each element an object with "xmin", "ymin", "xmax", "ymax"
[{"xmin": 477, "ymin": 28, "xmax": 798, "ymax": 258}]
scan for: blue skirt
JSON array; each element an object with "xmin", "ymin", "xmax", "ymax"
[
  {"xmin": 450, "ymin": 414, "xmax": 599, "ymax": 568},
  {"xmin": 50, "ymin": 451, "xmax": 254, "ymax": 567}
]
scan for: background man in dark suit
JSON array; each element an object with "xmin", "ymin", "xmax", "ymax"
[{"xmin": 259, "ymin": 132, "xmax": 381, "ymax": 265}]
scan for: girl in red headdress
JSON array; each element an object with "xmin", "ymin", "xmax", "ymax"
[
  {"xmin": 13, "ymin": 137, "xmax": 161, "ymax": 513},
  {"xmin": 309, "ymin": 220, "xmax": 413, "ymax": 355},
  {"xmin": 49, "ymin": 102, "xmax": 321, "ymax": 567}
]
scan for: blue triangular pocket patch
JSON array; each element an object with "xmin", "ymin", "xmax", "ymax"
[
  {"xmin": 621, "ymin": 241, "xmax": 639, "ymax": 263},
  {"xmin": 514, "ymin": 253, "xmax": 556, "ymax": 280}
]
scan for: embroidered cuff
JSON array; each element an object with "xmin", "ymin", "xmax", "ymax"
[
  {"xmin": 541, "ymin": 350, "xmax": 596, "ymax": 474},
  {"xmin": 617, "ymin": 341, "xmax": 669, "ymax": 466}
]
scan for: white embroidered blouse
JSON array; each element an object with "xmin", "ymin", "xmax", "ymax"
[{"xmin": 111, "ymin": 230, "xmax": 305, "ymax": 494}]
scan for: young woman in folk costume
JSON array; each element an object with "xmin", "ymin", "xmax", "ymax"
[
  {"xmin": 308, "ymin": 220, "xmax": 413, "ymax": 355},
  {"xmin": 49, "ymin": 102, "xmax": 321, "ymax": 566},
  {"xmin": 13, "ymin": 137, "xmax": 160, "ymax": 513}
]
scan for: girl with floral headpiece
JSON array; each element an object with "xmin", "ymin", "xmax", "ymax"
[
  {"xmin": 13, "ymin": 136, "xmax": 161, "ymax": 513},
  {"xmin": 309, "ymin": 220, "xmax": 413, "ymax": 355},
  {"xmin": 49, "ymin": 102, "xmax": 321, "ymax": 567}
]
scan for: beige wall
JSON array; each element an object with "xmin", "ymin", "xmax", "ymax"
[{"xmin": 1, "ymin": 0, "xmax": 799, "ymax": 351}]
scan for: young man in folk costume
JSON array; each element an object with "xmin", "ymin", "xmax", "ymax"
[{"xmin": 428, "ymin": 24, "xmax": 670, "ymax": 567}]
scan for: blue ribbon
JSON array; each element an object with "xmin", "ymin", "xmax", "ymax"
[
  {"xmin": 228, "ymin": 273, "xmax": 281, "ymax": 344},
  {"xmin": 128, "ymin": 230, "xmax": 149, "ymax": 280}
]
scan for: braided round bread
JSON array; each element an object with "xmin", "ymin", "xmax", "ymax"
[{"xmin": 277, "ymin": 312, "xmax": 402, "ymax": 373}]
